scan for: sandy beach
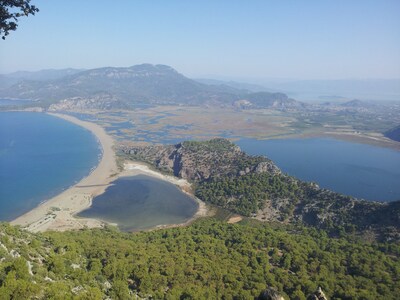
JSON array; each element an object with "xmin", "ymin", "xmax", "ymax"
[
  {"xmin": 11, "ymin": 113, "xmax": 208, "ymax": 232},
  {"xmin": 11, "ymin": 113, "xmax": 119, "ymax": 232},
  {"xmin": 121, "ymin": 161, "xmax": 209, "ymax": 226}
]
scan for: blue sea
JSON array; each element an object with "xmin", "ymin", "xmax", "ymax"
[
  {"xmin": 1, "ymin": 111, "xmax": 400, "ymax": 225},
  {"xmin": 236, "ymin": 138, "xmax": 400, "ymax": 202},
  {"xmin": 0, "ymin": 112, "xmax": 101, "ymax": 221}
]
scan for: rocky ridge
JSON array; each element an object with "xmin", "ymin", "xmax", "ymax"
[
  {"xmin": 119, "ymin": 138, "xmax": 400, "ymax": 240},
  {"xmin": 48, "ymin": 93, "xmax": 128, "ymax": 111},
  {"xmin": 122, "ymin": 139, "xmax": 280, "ymax": 181}
]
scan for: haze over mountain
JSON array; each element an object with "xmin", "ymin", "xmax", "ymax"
[
  {"xmin": 0, "ymin": 69, "xmax": 85, "ymax": 89},
  {"xmin": 0, "ymin": 64, "xmax": 302, "ymax": 110},
  {"xmin": 195, "ymin": 78, "xmax": 275, "ymax": 93},
  {"xmin": 258, "ymin": 78, "xmax": 400, "ymax": 102}
]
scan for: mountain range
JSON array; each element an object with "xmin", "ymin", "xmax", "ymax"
[{"xmin": 0, "ymin": 64, "xmax": 302, "ymax": 110}]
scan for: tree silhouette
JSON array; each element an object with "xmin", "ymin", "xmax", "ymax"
[{"xmin": 0, "ymin": 0, "xmax": 39, "ymax": 40}]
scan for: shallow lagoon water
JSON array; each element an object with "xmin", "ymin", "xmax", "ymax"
[
  {"xmin": 236, "ymin": 137, "xmax": 400, "ymax": 202},
  {"xmin": 78, "ymin": 175, "xmax": 198, "ymax": 231}
]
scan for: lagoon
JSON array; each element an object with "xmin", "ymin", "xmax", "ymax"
[
  {"xmin": 236, "ymin": 138, "xmax": 400, "ymax": 202},
  {"xmin": 78, "ymin": 175, "xmax": 198, "ymax": 231}
]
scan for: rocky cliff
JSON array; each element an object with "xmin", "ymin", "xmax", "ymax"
[
  {"xmin": 119, "ymin": 138, "xmax": 400, "ymax": 241},
  {"xmin": 122, "ymin": 138, "xmax": 280, "ymax": 181}
]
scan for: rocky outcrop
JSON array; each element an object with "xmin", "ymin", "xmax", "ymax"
[
  {"xmin": 257, "ymin": 287, "xmax": 285, "ymax": 300},
  {"xmin": 119, "ymin": 138, "xmax": 400, "ymax": 241},
  {"xmin": 255, "ymin": 161, "xmax": 280, "ymax": 174},
  {"xmin": 120, "ymin": 138, "xmax": 281, "ymax": 182},
  {"xmin": 307, "ymin": 287, "xmax": 328, "ymax": 300},
  {"xmin": 48, "ymin": 93, "xmax": 128, "ymax": 111}
]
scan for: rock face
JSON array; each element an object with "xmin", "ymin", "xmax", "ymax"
[
  {"xmin": 48, "ymin": 93, "xmax": 128, "ymax": 111},
  {"xmin": 257, "ymin": 287, "xmax": 285, "ymax": 300},
  {"xmin": 120, "ymin": 138, "xmax": 281, "ymax": 182},
  {"xmin": 307, "ymin": 287, "xmax": 328, "ymax": 300},
  {"xmin": 120, "ymin": 138, "xmax": 400, "ymax": 241}
]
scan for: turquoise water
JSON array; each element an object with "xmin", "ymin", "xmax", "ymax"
[
  {"xmin": 0, "ymin": 112, "xmax": 100, "ymax": 220},
  {"xmin": 78, "ymin": 175, "xmax": 198, "ymax": 231},
  {"xmin": 236, "ymin": 138, "xmax": 400, "ymax": 202}
]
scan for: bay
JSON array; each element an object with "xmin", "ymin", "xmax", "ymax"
[
  {"xmin": 236, "ymin": 137, "xmax": 400, "ymax": 202},
  {"xmin": 0, "ymin": 112, "xmax": 100, "ymax": 220}
]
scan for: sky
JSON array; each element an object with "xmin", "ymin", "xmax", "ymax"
[{"xmin": 1, "ymin": 0, "xmax": 400, "ymax": 80}]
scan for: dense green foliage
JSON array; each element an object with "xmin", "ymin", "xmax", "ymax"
[
  {"xmin": 182, "ymin": 139, "xmax": 237, "ymax": 152},
  {"xmin": 196, "ymin": 172, "xmax": 299, "ymax": 217},
  {"xmin": 194, "ymin": 171, "xmax": 400, "ymax": 238},
  {"xmin": 0, "ymin": 0, "xmax": 39, "ymax": 40},
  {"xmin": 122, "ymin": 138, "xmax": 400, "ymax": 240},
  {"xmin": 0, "ymin": 220, "xmax": 399, "ymax": 299}
]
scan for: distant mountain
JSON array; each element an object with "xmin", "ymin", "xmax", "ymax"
[
  {"xmin": 0, "ymin": 64, "xmax": 303, "ymax": 110},
  {"xmin": 340, "ymin": 99, "xmax": 371, "ymax": 108},
  {"xmin": 0, "ymin": 69, "xmax": 85, "ymax": 89},
  {"xmin": 195, "ymin": 78, "xmax": 274, "ymax": 93},
  {"xmin": 0, "ymin": 75, "xmax": 18, "ymax": 89},
  {"xmin": 262, "ymin": 79, "xmax": 400, "ymax": 102},
  {"xmin": 4, "ymin": 68, "xmax": 85, "ymax": 81},
  {"xmin": 240, "ymin": 92, "xmax": 305, "ymax": 109},
  {"xmin": 384, "ymin": 125, "xmax": 400, "ymax": 142}
]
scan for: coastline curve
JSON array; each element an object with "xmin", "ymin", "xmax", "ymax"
[{"xmin": 11, "ymin": 113, "xmax": 118, "ymax": 232}]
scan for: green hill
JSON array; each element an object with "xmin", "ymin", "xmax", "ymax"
[
  {"xmin": 120, "ymin": 138, "xmax": 400, "ymax": 241},
  {"xmin": 1, "ymin": 220, "xmax": 399, "ymax": 299}
]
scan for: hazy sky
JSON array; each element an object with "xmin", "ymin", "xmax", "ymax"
[{"xmin": 1, "ymin": 0, "xmax": 400, "ymax": 80}]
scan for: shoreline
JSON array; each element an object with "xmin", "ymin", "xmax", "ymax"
[
  {"xmin": 120, "ymin": 161, "xmax": 210, "ymax": 230},
  {"xmin": 11, "ymin": 113, "xmax": 209, "ymax": 232},
  {"xmin": 11, "ymin": 113, "xmax": 119, "ymax": 232},
  {"xmin": 239, "ymin": 130, "xmax": 400, "ymax": 151}
]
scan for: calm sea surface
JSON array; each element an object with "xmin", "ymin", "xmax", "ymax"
[
  {"xmin": 2, "ymin": 111, "xmax": 399, "ymax": 226},
  {"xmin": 78, "ymin": 175, "xmax": 198, "ymax": 231},
  {"xmin": 236, "ymin": 138, "xmax": 400, "ymax": 202},
  {"xmin": 0, "ymin": 112, "xmax": 100, "ymax": 220}
]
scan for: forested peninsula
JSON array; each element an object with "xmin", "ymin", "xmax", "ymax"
[
  {"xmin": 120, "ymin": 138, "xmax": 400, "ymax": 241},
  {"xmin": 1, "ymin": 138, "xmax": 400, "ymax": 299}
]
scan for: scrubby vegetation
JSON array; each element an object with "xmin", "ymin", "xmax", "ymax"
[
  {"xmin": 0, "ymin": 220, "xmax": 399, "ymax": 299},
  {"xmin": 195, "ymin": 172, "xmax": 299, "ymax": 217},
  {"xmin": 120, "ymin": 138, "xmax": 400, "ymax": 240}
]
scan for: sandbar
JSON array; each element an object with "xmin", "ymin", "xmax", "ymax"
[
  {"xmin": 11, "ymin": 113, "xmax": 208, "ymax": 232},
  {"xmin": 11, "ymin": 113, "xmax": 119, "ymax": 232}
]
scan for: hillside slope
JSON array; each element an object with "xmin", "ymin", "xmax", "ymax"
[
  {"xmin": 0, "ymin": 220, "xmax": 399, "ymax": 299},
  {"xmin": 120, "ymin": 138, "xmax": 400, "ymax": 240},
  {"xmin": 384, "ymin": 125, "xmax": 400, "ymax": 142}
]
